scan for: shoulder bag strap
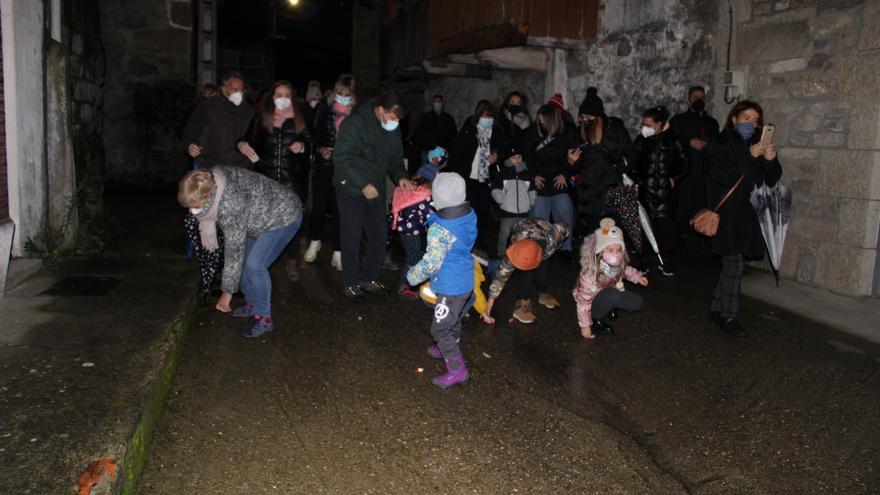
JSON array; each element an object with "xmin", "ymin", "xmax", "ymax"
[{"xmin": 713, "ymin": 174, "xmax": 746, "ymax": 212}]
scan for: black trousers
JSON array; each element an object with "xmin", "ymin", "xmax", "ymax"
[
  {"xmin": 307, "ymin": 163, "xmax": 339, "ymax": 249},
  {"xmin": 337, "ymin": 192, "xmax": 388, "ymax": 287},
  {"xmin": 516, "ymin": 259, "xmax": 549, "ymax": 299}
]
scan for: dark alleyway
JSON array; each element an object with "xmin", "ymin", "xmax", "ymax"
[{"xmin": 139, "ymin": 251, "xmax": 880, "ymax": 494}]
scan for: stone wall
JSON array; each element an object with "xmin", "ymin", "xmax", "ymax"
[
  {"xmin": 720, "ymin": 0, "xmax": 880, "ymax": 296},
  {"xmin": 65, "ymin": 0, "xmax": 106, "ymax": 217},
  {"xmin": 101, "ymin": 0, "xmax": 195, "ymax": 185},
  {"xmin": 565, "ymin": 0, "xmax": 719, "ymax": 130}
]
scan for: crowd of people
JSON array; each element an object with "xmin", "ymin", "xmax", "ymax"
[{"xmin": 177, "ymin": 70, "xmax": 782, "ymax": 387}]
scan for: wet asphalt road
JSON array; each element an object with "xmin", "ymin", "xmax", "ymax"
[{"xmin": 139, "ymin": 251, "xmax": 880, "ymax": 494}]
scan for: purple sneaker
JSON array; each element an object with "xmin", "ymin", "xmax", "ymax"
[
  {"xmin": 231, "ymin": 304, "xmax": 254, "ymax": 318},
  {"xmin": 432, "ymin": 355, "xmax": 469, "ymax": 389},
  {"xmin": 241, "ymin": 316, "xmax": 273, "ymax": 338},
  {"xmin": 426, "ymin": 345, "xmax": 442, "ymax": 359}
]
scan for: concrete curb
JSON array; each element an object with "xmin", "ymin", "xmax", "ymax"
[
  {"xmin": 742, "ymin": 271, "xmax": 880, "ymax": 345},
  {"xmin": 113, "ymin": 291, "xmax": 200, "ymax": 495}
]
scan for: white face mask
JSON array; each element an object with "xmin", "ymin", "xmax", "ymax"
[
  {"xmin": 274, "ymin": 97, "xmax": 291, "ymax": 110},
  {"xmin": 190, "ymin": 207, "xmax": 204, "ymax": 215},
  {"xmin": 382, "ymin": 119, "xmax": 399, "ymax": 132},
  {"xmin": 335, "ymin": 94, "xmax": 352, "ymax": 106},
  {"xmin": 228, "ymin": 91, "xmax": 244, "ymax": 106},
  {"xmin": 309, "ymin": 99, "xmax": 319, "ymax": 109},
  {"xmin": 640, "ymin": 125, "xmax": 656, "ymax": 138},
  {"xmin": 432, "ymin": 102, "xmax": 443, "ymax": 114}
]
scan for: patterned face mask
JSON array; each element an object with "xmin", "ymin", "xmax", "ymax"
[{"xmin": 599, "ymin": 259, "xmax": 620, "ymax": 278}]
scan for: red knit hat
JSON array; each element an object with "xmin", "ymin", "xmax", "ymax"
[
  {"xmin": 506, "ymin": 239, "xmax": 542, "ymax": 271},
  {"xmin": 548, "ymin": 93, "xmax": 565, "ymax": 112}
]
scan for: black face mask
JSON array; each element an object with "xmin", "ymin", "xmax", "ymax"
[
  {"xmin": 691, "ymin": 98, "xmax": 706, "ymax": 113},
  {"xmin": 507, "ymin": 104, "xmax": 522, "ymax": 115}
]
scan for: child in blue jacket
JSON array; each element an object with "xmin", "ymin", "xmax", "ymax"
[{"xmin": 407, "ymin": 172, "xmax": 477, "ymax": 389}]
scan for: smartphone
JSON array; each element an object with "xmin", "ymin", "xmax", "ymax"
[{"xmin": 761, "ymin": 124, "xmax": 775, "ymax": 145}]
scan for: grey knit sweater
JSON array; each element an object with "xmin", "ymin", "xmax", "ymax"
[{"xmin": 213, "ymin": 165, "xmax": 303, "ymax": 293}]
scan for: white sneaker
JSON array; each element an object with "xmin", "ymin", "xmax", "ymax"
[
  {"xmin": 303, "ymin": 240, "xmax": 321, "ymax": 263},
  {"xmin": 330, "ymin": 251, "xmax": 342, "ymax": 271}
]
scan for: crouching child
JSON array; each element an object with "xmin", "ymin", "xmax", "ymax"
[
  {"xmin": 573, "ymin": 218, "xmax": 648, "ymax": 339},
  {"xmin": 406, "ymin": 173, "xmax": 477, "ymax": 388}
]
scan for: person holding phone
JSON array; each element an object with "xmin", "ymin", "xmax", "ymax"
[
  {"xmin": 705, "ymin": 100, "xmax": 782, "ymax": 337},
  {"xmin": 446, "ymin": 100, "xmax": 509, "ymax": 257}
]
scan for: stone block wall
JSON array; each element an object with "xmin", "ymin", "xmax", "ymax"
[
  {"xmin": 65, "ymin": 0, "xmax": 105, "ymax": 217},
  {"xmin": 101, "ymin": 0, "xmax": 195, "ymax": 186},
  {"xmin": 724, "ymin": 0, "xmax": 880, "ymax": 296}
]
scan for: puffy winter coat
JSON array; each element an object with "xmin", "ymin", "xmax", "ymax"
[
  {"xmin": 633, "ymin": 130, "xmax": 690, "ymax": 219},
  {"xmin": 241, "ymin": 117, "xmax": 313, "ymax": 194},
  {"xmin": 490, "ymin": 161, "xmax": 536, "ymax": 217}
]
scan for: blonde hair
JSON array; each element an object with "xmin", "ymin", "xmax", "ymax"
[
  {"xmin": 177, "ymin": 169, "xmax": 215, "ymax": 207},
  {"xmin": 333, "ymin": 74, "xmax": 356, "ymax": 96}
]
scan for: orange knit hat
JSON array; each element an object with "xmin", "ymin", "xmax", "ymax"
[{"xmin": 506, "ymin": 239, "xmax": 542, "ymax": 271}]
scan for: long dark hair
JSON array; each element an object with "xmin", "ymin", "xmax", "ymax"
[
  {"xmin": 724, "ymin": 100, "xmax": 764, "ymax": 131},
  {"xmin": 260, "ymin": 80, "xmax": 295, "ymax": 132}
]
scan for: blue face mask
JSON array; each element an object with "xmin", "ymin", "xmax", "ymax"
[
  {"xmin": 382, "ymin": 119, "xmax": 399, "ymax": 132},
  {"xmin": 735, "ymin": 122, "xmax": 756, "ymax": 141},
  {"xmin": 335, "ymin": 94, "xmax": 352, "ymax": 106},
  {"xmin": 479, "ymin": 117, "xmax": 494, "ymax": 128}
]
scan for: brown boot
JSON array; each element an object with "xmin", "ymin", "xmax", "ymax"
[
  {"xmin": 538, "ymin": 292, "xmax": 560, "ymax": 309},
  {"xmin": 513, "ymin": 299, "xmax": 536, "ymax": 324},
  {"xmin": 285, "ymin": 259, "xmax": 300, "ymax": 283}
]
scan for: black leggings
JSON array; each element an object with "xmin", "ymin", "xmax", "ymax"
[{"xmin": 592, "ymin": 288, "xmax": 643, "ymax": 319}]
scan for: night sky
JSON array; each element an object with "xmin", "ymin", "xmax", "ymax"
[{"xmin": 218, "ymin": 0, "xmax": 354, "ymax": 94}]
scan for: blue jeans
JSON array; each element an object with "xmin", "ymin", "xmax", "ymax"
[
  {"xmin": 241, "ymin": 215, "xmax": 302, "ymax": 317},
  {"xmin": 531, "ymin": 193, "xmax": 574, "ymax": 251}
]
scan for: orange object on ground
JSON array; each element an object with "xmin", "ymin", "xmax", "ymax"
[{"xmin": 77, "ymin": 458, "xmax": 117, "ymax": 495}]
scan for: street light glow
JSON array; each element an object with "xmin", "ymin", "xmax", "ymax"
[{"xmin": 288, "ymin": 0, "xmax": 300, "ymax": 6}]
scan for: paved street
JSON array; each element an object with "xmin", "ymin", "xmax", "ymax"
[{"xmin": 140, "ymin": 253, "xmax": 880, "ymax": 494}]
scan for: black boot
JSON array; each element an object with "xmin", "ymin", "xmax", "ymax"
[
  {"xmin": 719, "ymin": 318, "xmax": 747, "ymax": 338},
  {"xmin": 592, "ymin": 318, "xmax": 614, "ymax": 335}
]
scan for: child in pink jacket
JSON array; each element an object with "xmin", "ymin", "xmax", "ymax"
[{"xmin": 573, "ymin": 218, "xmax": 648, "ymax": 339}]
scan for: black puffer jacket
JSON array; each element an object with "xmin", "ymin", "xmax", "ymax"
[
  {"xmin": 314, "ymin": 100, "xmax": 340, "ymax": 164},
  {"xmin": 241, "ymin": 116, "xmax": 313, "ymax": 194},
  {"xmin": 574, "ymin": 116, "xmax": 633, "ymax": 216},
  {"xmin": 706, "ymin": 127, "xmax": 782, "ymax": 258},
  {"xmin": 633, "ymin": 131, "xmax": 690, "ymax": 219}
]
